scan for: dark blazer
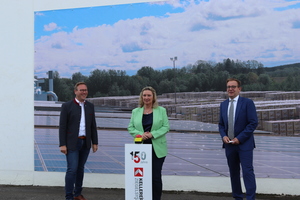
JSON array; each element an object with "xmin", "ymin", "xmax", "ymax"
[
  {"xmin": 59, "ymin": 99, "xmax": 98, "ymax": 150},
  {"xmin": 219, "ymin": 96, "xmax": 258, "ymax": 150}
]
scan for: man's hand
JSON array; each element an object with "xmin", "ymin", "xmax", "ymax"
[
  {"xmin": 223, "ymin": 136, "xmax": 231, "ymax": 143},
  {"xmin": 92, "ymin": 144, "xmax": 98, "ymax": 153},
  {"xmin": 223, "ymin": 136, "xmax": 240, "ymax": 145},
  {"xmin": 60, "ymin": 146, "xmax": 67, "ymax": 155},
  {"xmin": 231, "ymin": 137, "xmax": 240, "ymax": 145}
]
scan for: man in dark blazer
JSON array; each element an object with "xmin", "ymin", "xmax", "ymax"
[
  {"xmin": 59, "ymin": 82, "xmax": 98, "ymax": 200},
  {"xmin": 219, "ymin": 78, "xmax": 258, "ymax": 200}
]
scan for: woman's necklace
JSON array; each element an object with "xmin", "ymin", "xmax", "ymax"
[{"xmin": 144, "ymin": 107, "xmax": 152, "ymax": 114}]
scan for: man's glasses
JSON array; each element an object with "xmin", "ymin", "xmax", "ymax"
[
  {"xmin": 227, "ymin": 86, "xmax": 238, "ymax": 89},
  {"xmin": 78, "ymin": 89, "xmax": 88, "ymax": 92}
]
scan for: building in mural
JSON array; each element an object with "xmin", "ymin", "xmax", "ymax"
[{"xmin": 34, "ymin": 70, "xmax": 58, "ymax": 101}]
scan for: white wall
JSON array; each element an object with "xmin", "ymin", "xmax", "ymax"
[
  {"xmin": 0, "ymin": 0, "xmax": 34, "ymax": 185},
  {"xmin": 0, "ymin": 0, "xmax": 299, "ymax": 196}
]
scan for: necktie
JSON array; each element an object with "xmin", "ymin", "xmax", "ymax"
[{"xmin": 228, "ymin": 99, "xmax": 234, "ymax": 139}]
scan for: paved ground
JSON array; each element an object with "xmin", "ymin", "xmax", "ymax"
[{"xmin": 0, "ymin": 185, "xmax": 299, "ymax": 200}]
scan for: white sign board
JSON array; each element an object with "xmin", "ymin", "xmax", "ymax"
[{"xmin": 125, "ymin": 144, "xmax": 152, "ymax": 200}]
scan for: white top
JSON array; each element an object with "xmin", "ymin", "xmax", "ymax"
[{"xmin": 75, "ymin": 98, "xmax": 86, "ymax": 137}]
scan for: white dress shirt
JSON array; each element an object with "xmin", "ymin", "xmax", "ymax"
[
  {"xmin": 75, "ymin": 98, "xmax": 86, "ymax": 137},
  {"xmin": 227, "ymin": 95, "xmax": 239, "ymax": 125}
]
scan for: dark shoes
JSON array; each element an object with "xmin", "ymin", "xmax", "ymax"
[{"xmin": 74, "ymin": 195, "xmax": 87, "ymax": 200}]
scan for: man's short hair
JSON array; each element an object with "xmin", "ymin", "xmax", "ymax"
[
  {"xmin": 74, "ymin": 82, "xmax": 87, "ymax": 90},
  {"xmin": 226, "ymin": 78, "xmax": 241, "ymax": 87}
]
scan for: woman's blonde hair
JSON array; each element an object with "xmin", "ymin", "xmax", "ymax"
[{"xmin": 138, "ymin": 86, "xmax": 158, "ymax": 108}]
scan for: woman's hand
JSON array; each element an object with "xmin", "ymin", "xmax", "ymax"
[{"xmin": 142, "ymin": 132, "xmax": 153, "ymax": 140}]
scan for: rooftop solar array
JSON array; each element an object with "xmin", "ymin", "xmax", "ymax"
[{"xmin": 34, "ymin": 111, "xmax": 300, "ymax": 179}]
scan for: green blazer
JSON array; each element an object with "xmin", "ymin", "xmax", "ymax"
[{"xmin": 128, "ymin": 106, "xmax": 170, "ymax": 158}]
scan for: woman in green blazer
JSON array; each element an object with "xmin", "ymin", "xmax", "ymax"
[{"xmin": 128, "ymin": 86, "xmax": 170, "ymax": 200}]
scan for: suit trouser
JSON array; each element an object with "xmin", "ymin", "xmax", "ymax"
[
  {"xmin": 152, "ymin": 148, "xmax": 165, "ymax": 200},
  {"xmin": 225, "ymin": 145, "xmax": 256, "ymax": 200},
  {"xmin": 65, "ymin": 139, "xmax": 90, "ymax": 199}
]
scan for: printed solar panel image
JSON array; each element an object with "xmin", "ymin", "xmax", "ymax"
[{"xmin": 34, "ymin": 110, "xmax": 300, "ymax": 179}]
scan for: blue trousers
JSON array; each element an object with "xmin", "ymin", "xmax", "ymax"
[
  {"xmin": 225, "ymin": 145, "xmax": 256, "ymax": 200},
  {"xmin": 65, "ymin": 139, "xmax": 90, "ymax": 199}
]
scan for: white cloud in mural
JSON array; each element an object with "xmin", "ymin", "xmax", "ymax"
[
  {"xmin": 34, "ymin": 0, "xmax": 300, "ymax": 78},
  {"xmin": 35, "ymin": 12, "xmax": 44, "ymax": 16},
  {"xmin": 43, "ymin": 22, "xmax": 61, "ymax": 31}
]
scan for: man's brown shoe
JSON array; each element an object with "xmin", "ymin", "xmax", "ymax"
[{"xmin": 74, "ymin": 195, "xmax": 87, "ymax": 200}]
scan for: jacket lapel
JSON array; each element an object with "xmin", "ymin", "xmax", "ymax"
[
  {"xmin": 224, "ymin": 99, "xmax": 230, "ymax": 124},
  {"xmin": 151, "ymin": 107, "xmax": 159, "ymax": 131},
  {"xmin": 235, "ymin": 97, "xmax": 243, "ymax": 121},
  {"xmin": 135, "ymin": 107, "xmax": 144, "ymax": 131}
]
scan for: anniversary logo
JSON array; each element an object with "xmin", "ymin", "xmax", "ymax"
[
  {"xmin": 125, "ymin": 144, "xmax": 152, "ymax": 200},
  {"xmin": 131, "ymin": 151, "xmax": 148, "ymax": 200}
]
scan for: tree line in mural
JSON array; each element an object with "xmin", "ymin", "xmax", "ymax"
[{"xmin": 37, "ymin": 58, "xmax": 300, "ymax": 102}]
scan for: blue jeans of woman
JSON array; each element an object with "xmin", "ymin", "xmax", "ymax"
[{"xmin": 65, "ymin": 138, "xmax": 90, "ymax": 199}]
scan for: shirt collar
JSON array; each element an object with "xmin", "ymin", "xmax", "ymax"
[
  {"xmin": 75, "ymin": 98, "xmax": 85, "ymax": 105},
  {"xmin": 230, "ymin": 95, "xmax": 239, "ymax": 102}
]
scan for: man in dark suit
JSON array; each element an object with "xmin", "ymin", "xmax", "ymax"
[
  {"xmin": 59, "ymin": 82, "xmax": 98, "ymax": 200},
  {"xmin": 219, "ymin": 78, "xmax": 258, "ymax": 200}
]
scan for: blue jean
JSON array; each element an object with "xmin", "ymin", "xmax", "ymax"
[{"xmin": 65, "ymin": 138, "xmax": 90, "ymax": 199}]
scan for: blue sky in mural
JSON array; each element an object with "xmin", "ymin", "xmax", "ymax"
[{"xmin": 34, "ymin": 0, "xmax": 300, "ymax": 78}]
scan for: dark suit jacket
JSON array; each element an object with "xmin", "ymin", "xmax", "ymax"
[
  {"xmin": 59, "ymin": 99, "xmax": 98, "ymax": 150},
  {"xmin": 219, "ymin": 96, "xmax": 258, "ymax": 150}
]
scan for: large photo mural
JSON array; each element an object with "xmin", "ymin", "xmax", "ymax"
[{"xmin": 34, "ymin": 0, "xmax": 300, "ymax": 180}]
